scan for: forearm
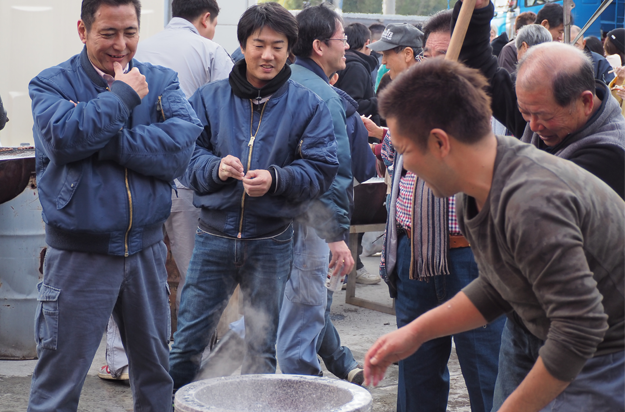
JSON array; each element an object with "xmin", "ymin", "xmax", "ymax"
[{"xmin": 499, "ymin": 357, "xmax": 570, "ymax": 412}]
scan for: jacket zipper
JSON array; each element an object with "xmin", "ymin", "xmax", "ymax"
[
  {"xmin": 124, "ymin": 167, "xmax": 133, "ymax": 257},
  {"xmin": 237, "ymin": 99, "xmax": 269, "ymax": 238}
]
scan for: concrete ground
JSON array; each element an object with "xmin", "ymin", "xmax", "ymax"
[{"xmin": 0, "ymin": 255, "xmax": 470, "ymax": 411}]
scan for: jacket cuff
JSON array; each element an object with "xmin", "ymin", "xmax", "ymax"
[
  {"xmin": 326, "ymin": 230, "xmax": 348, "ymax": 244},
  {"xmin": 268, "ymin": 167, "xmax": 278, "ymax": 194},
  {"xmin": 110, "ymin": 80, "xmax": 141, "ymax": 112}
]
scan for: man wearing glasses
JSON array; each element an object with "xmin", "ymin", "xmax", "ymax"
[{"xmin": 276, "ymin": 4, "xmax": 362, "ymax": 384}]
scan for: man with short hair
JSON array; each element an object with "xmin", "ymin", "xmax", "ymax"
[
  {"xmin": 515, "ymin": 24, "xmax": 552, "ymax": 62},
  {"xmin": 335, "ymin": 23, "xmax": 380, "ymax": 125},
  {"xmin": 364, "ymin": 56, "xmax": 624, "ymax": 412},
  {"xmin": 97, "ymin": 0, "xmax": 234, "ymax": 382},
  {"xmin": 27, "ymin": 0, "xmax": 203, "ymax": 410},
  {"xmin": 362, "ymin": 10, "xmax": 504, "ymax": 411},
  {"xmin": 276, "ymin": 4, "xmax": 360, "ymax": 381},
  {"xmin": 498, "ymin": 11, "xmax": 536, "ymax": 73},
  {"xmin": 536, "ymin": 3, "xmax": 567, "ymax": 42},
  {"xmin": 168, "ymin": 2, "xmax": 339, "ymax": 389}
]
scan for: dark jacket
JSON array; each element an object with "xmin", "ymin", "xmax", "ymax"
[
  {"xmin": 586, "ymin": 49, "xmax": 616, "ymax": 84},
  {"xmin": 336, "ymin": 50, "xmax": 381, "ymax": 125},
  {"xmin": 29, "ymin": 47, "xmax": 203, "ymax": 256},
  {"xmin": 452, "ymin": 1, "xmax": 625, "ymax": 198},
  {"xmin": 183, "ymin": 77, "xmax": 339, "ymax": 239},
  {"xmin": 491, "ymin": 32, "xmax": 509, "ymax": 56}
]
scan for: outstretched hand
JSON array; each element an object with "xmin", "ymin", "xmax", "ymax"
[
  {"xmin": 114, "ymin": 62, "xmax": 149, "ymax": 99},
  {"xmin": 364, "ymin": 325, "xmax": 422, "ymax": 387}
]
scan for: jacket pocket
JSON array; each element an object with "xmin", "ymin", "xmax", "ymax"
[
  {"xmin": 56, "ymin": 163, "xmax": 83, "ymax": 209},
  {"xmin": 34, "ymin": 282, "xmax": 61, "ymax": 351}
]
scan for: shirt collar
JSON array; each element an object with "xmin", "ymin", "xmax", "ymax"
[
  {"xmin": 165, "ymin": 17, "xmax": 200, "ymax": 36},
  {"xmin": 90, "ymin": 60, "xmax": 129, "ymax": 88}
]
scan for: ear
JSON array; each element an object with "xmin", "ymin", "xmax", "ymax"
[
  {"xmin": 403, "ymin": 47, "xmax": 414, "ymax": 63},
  {"xmin": 428, "ymin": 128, "xmax": 451, "ymax": 159},
  {"xmin": 78, "ymin": 20, "xmax": 87, "ymax": 44},
  {"xmin": 580, "ymin": 90, "xmax": 595, "ymax": 116},
  {"xmin": 365, "ymin": 39, "xmax": 371, "ymax": 46},
  {"xmin": 312, "ymin": 39, "xmax": 324, "ymax": 58},
  {"xmin": 540, "ymin": 20, "xmax": 550, "ymax": 29},
  {"xmin": 201, "ymin": 12, "xmax": 211, "ymax": 28}
]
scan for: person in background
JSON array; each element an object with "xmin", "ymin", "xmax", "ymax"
[
  {"xmin": 490, "ymin": 22, "xmax": 508, "ymax": 57},
  {"xmin": 536, "ymin": 3, "xmax": 567, "ymax": 42},
  {"xmin": 369, "ymin": 23, "xmax": 386, "ymax": 88},
  {"xmin": 362, "ymin": 10, "xmax": 504, "ymax": 411},
  {"xmin": 168, "ymin": 2, "xmax": 340, "ymax": 390},
  {"xmin": 27, "ymin": 0, "xmax": 203, "ymax": 409},
  {"xmin": 497, "ymin": 11, "xmax": 536, "ymax": 73},
  {"xmin": 97, "ymin": 0, "xmax": 234, "ymax": 382},
  {"xmin": 604, "ymin": 28, "xmax": 625, "ymax": 68},
  {"xmin": 571, "ymin": 25, "xmax": 615, "ymax": 84},
  {"xmin": 515, "ymin": 24, "xmax": 552, "ymax": 66},
  {"xmin": 584, "ymin": 36, "xmax": 604, "ymax": 56}
]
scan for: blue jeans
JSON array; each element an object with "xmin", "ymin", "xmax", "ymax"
[
  {"xmin": 492, "ymin": 318, "xmax": 625, "ymax": 411},
  {"xmin": 277, "ymin": 223, "xmax": 329, "ymax": 375},
  {"xmin": 28, "ymin": 244, "xmax": 172, "ymax": 412},
  {"xmin": 395, "ymin": 233, "xmax": 504, "ymax": 412},
  {"xmin": 169, "ymin": 225, "xmax": 293, "ymax": 389},
  {"xmin": 316, "ymin": 288, "xmax": 358, "ymax": 379}
]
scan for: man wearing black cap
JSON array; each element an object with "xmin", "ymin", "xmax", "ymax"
[{"xmin": 368, "ymin": 23, "xmax": 423, "ymax": 82}]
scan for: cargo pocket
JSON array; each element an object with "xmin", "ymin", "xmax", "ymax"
[
  {"xmin": 34, "ymin": 282, "xmax": 61, "ymax": 351},
  {"xmin": 284, "ymin": 256, "xmax": 328, "ymax": 306}
]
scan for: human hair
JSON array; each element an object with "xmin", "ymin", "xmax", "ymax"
[
  {"xmin": 379, "ymin": 58, "xmax": 492, "ymax": 149},
  {"xmin": 81, "ymin": 0, "xmax": 141, "ymax": 31},
  {"xmin": 604, "ymin": 29, "xmax": 625, "ymax": 64},
  {"xmin": 369, "ymin": 23, "xmax": 385, "ymax": 40},
  {"xmin": 423, "ymin": 9, "xmax": 452, "ymax": 44},
  {"xmin": 518, "ymin": 43, "xmax": 595, "ymax": 107},
  {"xmin": 345, "ymin": 23, "xmax": 370, "ymax": 51},
  {"xmin": 584, "ymin": 36, "xmax": 604, "ymax": 55},
  {"xmin": 237, "ymin": 2, "xmax": 298, "ymax": 53},
  {"xmin": 172, "ymin": 0, "xmax": 219, "ymax": 22},
  {"xmin": 515, "ymin": 24, "xmax": 552, "ymax": 50},
  {"xmin": 292, "ymin": 4, "xmax": 343, "ymax": 58},
  {"xmin": 514, "ymin": 11, "xmax": 536, "ymax": 33},
  {"xmin": 536, "ymin": 3, "xmax": 567, "ymax": 28}
]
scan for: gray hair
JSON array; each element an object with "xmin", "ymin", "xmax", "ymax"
[{"xmin": 515, "ymin": 24, "xmax": 552, "ymax": 50}]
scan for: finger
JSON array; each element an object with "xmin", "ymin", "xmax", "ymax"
[{"xmin": 113, "ymin": 62, "xmax": 123, "ymax": 78}]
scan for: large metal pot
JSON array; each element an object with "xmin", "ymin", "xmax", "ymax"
[{"xmin": 175, "ymin": 375, "xmax": 373, "ymax": 412}]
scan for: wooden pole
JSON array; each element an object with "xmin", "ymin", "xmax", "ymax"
[{"xmin": 445, "ymin": 0, "xmax": 477, "ymax": 62}]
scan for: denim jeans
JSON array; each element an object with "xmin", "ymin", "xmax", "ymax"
[
  {"xmin": 277, "ymin": 223, "xmax": 329, "ymax": 375},
  {"xmin": 395, "ymin": 233, "xmax": 505, "ymax": 412},
  {"xmin": 492, "ymin": 318, "xmax": 625, "ymax": 411},
  {"xmin": 169, "ymin": 225, "xmax": 293, "ymax": 389},
  {"xmin": 28, "ymin": 244, "xmax": 172, "ymax": 412},
  {"xmin": 316, "ymin": 288, "xmax": 358, "ymax": 379}
]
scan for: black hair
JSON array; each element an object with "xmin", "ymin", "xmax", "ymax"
[
  {"xmin": 423, "ymin": 9, "xmax": 452, "ymax": 44},
  {"xmin": 172, "ymin": 0, "xmax": 219, "ymax": 21},
  {"xmin": 552, "ymin": 60, "xmax": 595, "ymax": 107},
  {"xmin": 584, "ymin": 36, "xmax": 604, "ymax": 56},
  {"xmin": 536, "ymin": 3, "xmax": 569, "ymax": 29},
  {"xmin": 292, "ymin": 4, "xmax": 343, "ymax": 58},
  {"xmin": 345, "ymin": 23, "xmax": 370, "ymax": 51},
  {"xmin": 81, "ymin": 0, "xmax": 141, "ymax": 30},
  {"xmin": 237, "ymin": 2, "xmax": 298, "ymax": 53},
  {"xmin": 369, "ymin": 23, "xmax": 385, "ymax": 36}
]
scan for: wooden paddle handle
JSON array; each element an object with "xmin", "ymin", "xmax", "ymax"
[{"xmin": 445, "ymin": 0, "xmax": 477, "ymax": 62}]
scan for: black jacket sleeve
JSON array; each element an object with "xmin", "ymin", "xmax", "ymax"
[{"xmin": 452, "ymin": 1, "xmax": 527, "ymax": 138}]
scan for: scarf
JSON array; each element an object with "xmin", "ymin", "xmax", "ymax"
[{"xmin": 228, "ymin": 59, "xmax": 291, "ymax": 101}]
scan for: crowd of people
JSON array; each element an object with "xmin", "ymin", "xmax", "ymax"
[{"xmin": 25, "ymin": 0, "xmax": 623, "ymax": 411}]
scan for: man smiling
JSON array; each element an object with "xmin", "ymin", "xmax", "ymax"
[
  {"xmin": 27, "ymin": 0, "xmax": 202, "ymax": 410},
  {"xmin": 168, "ymin": 2, "xmax": 339, "ymax": 390}
]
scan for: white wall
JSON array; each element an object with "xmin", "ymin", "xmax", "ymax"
[
  {"xmin": 0, "ymin": 0, "xmax": 165, "ymax": 147},
  {"xmin": 211, "ymin": 0, "xmax": 257, "ymax": 54}
]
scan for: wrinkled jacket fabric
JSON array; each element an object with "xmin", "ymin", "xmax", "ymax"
[
  {"xmin": 182, "ymin": 78, "xmax": 339, "ymax": 239},
  {"xmin": 336, "ymin": 50, "xmax": 380, "ymax": 125},
  {"xmin": 29, "ymin": 47, "xmax": 203, "ymax": 256}
]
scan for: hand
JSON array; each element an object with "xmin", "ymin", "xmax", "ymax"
[
  {"xmin": 614, "ymin": 66, "xmax": 625, "ymax": 85},
  {"xmin": 360, "ymin": 115, "xmax": 384, "ymax": 140},
  {"xmin": 114, "ymin": 62, "xmax": 149, "ymax": 99},
  {"xmin": 328, "ymin": 241, "xmax": 354, "ymax": 278},
  {"xmin": 364, "ymin": 325, "xmax": 422, "ymax": 387},
  {"xmin": 218, "ymin": 155, "xmax": 244, "ymax": 181},
  {"xmin": 242, "ymin": 169, "xmax": 272, "ymax": 197},
  {"xmin": 613, "ymin": 85, "xmax": 625, "ymax": 100}
]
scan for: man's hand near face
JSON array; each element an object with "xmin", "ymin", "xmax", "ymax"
[{"xmin": 114, "ymin": 62, "xmax": 149, "ymax": 99}]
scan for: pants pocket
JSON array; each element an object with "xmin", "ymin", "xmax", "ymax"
[
  {"xmin": 284, "ymin": 257, "xmax": 328, "ymax": 306},
  {"xmin": 34, "ymin": 282, "xmax": 61, "ymax": 351}
]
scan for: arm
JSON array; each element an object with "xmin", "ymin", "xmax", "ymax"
[
  {"xmin": 364, "ymin": 291, "xmax": 488, "ymax": 386},
  {"xmin": 453, "ymin": 0, "xmax": 527, "ymax": 138}
]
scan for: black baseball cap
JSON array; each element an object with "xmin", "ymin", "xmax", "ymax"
[{"xmin": 367, "ymin": 23, "xmax": 423, "ymax": 52}]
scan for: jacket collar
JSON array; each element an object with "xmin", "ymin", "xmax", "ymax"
[
  {"xmin": 165, "ymin": 17, "xmax": 200, "ymax": 36},
  {"xmin": 293, "ymin": 57, "xmax": 329, "ymax": 84},
  {"xmin": 80, "ymin": 46, "xmax": 135, "ymax": 88}
]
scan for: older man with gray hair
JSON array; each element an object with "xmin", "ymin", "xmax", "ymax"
[{"xmin": 515, "ymin": 24, "xmax": 551, "ymax": 61}]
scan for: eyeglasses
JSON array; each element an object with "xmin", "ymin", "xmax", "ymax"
[{"xmin": 325, "ymin": 35, "xmax": 348, "ymax": 45}]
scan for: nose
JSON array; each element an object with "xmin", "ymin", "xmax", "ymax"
[
  {"xmin": 381, "ymin": 54, "xmax": 387, "ymax": 65},
  {"xmin": 344, "ymin": 42, "xmax": 349, "ymax": 50},
  {"xmin": 112, "ymin": 33, "xmax": 125, "ymax": 50},
  {"xmin": 261, "ymin": 46, "xmax": 273, "ymax": 61},
  {"xmin": 528, "ymin": 115, "xmax": 545, "ymax": 132}
]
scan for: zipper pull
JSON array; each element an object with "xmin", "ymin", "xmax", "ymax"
[{"xmin": 248, "ymin": 136, "xmax": 256, "ymax": 147}]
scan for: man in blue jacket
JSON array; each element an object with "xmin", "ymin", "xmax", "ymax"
[
  {"xmin": 168, "ymin": 2, "xmax": 339, "ymax": 390},
  {"xmin": 27, "ymin": 0, "xmax": 202, "ymax": 411},
  {"xmin": 276, "ymin": 4, "xmax": 360, "ymax": 382}
]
